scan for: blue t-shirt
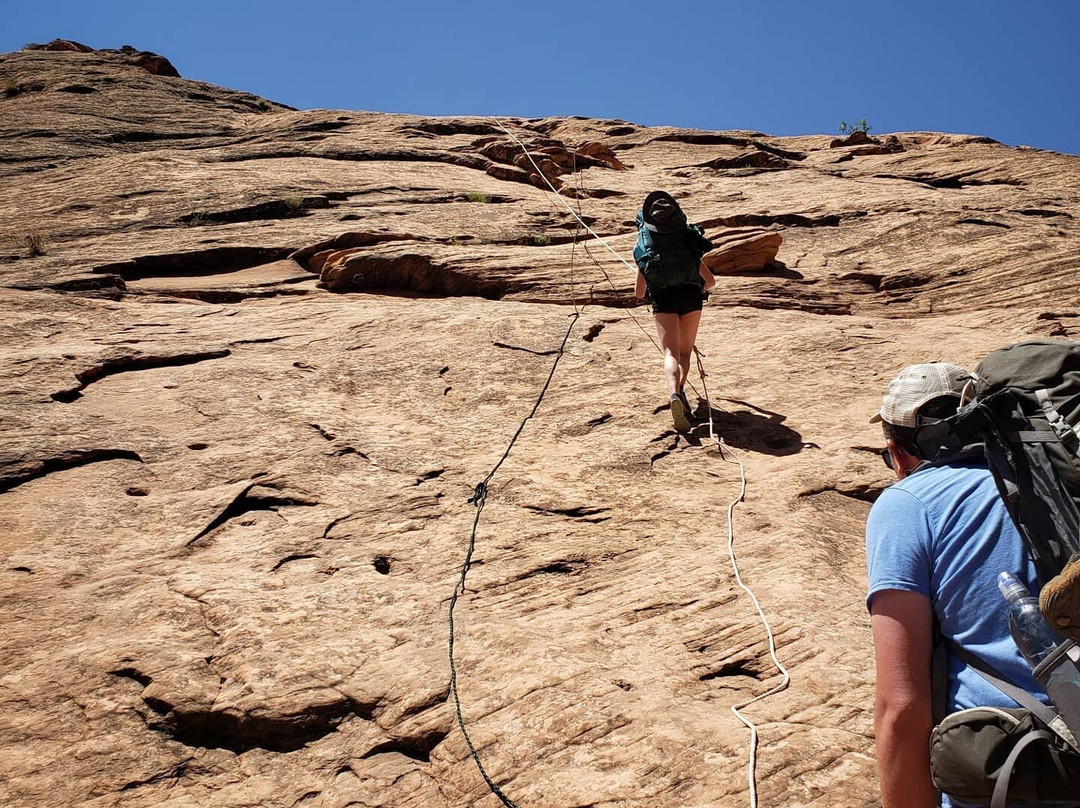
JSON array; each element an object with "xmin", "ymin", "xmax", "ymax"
[
  {"xmin": 867, "ymin": 460, "xmax": 1056, "ymax": 807},
  {"xmin": 866, "ymin": 459, "xmax": 1048, "ymax": 714}
]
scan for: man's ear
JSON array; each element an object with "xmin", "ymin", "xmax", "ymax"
[{"xmin": 885, "ymin": 437, "xmax": 918, "ymax": 480}]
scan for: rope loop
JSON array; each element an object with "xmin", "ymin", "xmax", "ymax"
[{"xmin": 469, "ymin": 481, "xmax": 488, "ymax": 506}]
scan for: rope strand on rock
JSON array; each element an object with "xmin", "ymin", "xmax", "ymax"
[
  {"xmin": 447, "ymin": 137, "xmax": 586, "ymax": 804},
  {"xmin": 448, "ymin": 310, "xmax": 580, "ymax": 808},
  {"xmin": 448, "ymin": 118, "xmax": 788, "ymax": 808},
  {"xmin": 695, "ymin": 348, "xmax": 790, "ymax": 808},
  {"xmin": 521, "ymin": 116, "xmax": 793, "ymax": 808}
]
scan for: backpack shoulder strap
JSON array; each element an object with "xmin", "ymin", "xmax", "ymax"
[
  {"xmin": 945, "ymin": 640, "xmax": 1080, "ymax": 803},
  {"xmin": 909, "ymin": 444, "xmax": 986, "ymax": 478},
  {"xmin": 633, "ymin": 213, "xmax": 658, "ymax": 272},
  {"xmin": 946, "ymin": 639, "xmax": 1061, "ymax": 727},
  {"xmin": 990, "ymin": 728, "xmax": 1056, "ymax": 808}
]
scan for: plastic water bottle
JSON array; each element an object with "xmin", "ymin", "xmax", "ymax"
[
  {"xmin": 997, "ymin": 571, "xmax": 1064, "ymax": 666},
  {"xmin": 998, "ymin": 570, "xmax": 1080, "ymax": 743}
]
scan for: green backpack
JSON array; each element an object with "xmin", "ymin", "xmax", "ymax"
[
  {"xmin": 632, "ymin": 209, "xmax": 712, "ymax": 291},
  {"xmin": 915, "ymin": 340, "xmax": 1080, "ymax": 584},
  {"xmin": 915, "ymin": 341, "xmax": 1080, "ymax": 806}
]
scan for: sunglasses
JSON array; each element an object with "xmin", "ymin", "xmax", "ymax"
[{"xmin": 880, "ymin": 448, "xmax": 894, "ymax": 470}]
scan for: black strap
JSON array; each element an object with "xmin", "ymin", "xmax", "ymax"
[
  {"xmin": 909, "ymin": 444, "xmax": 986, "ymax": 477},
  {"xmin": 990, "ymin": 729, "xmax": 1054, "ymax": 808},
  {"xmin": 932, "ymin": 637, "xmax": 949, "ymax": 723},
  {"xmin": 947, "ymin": 640, "xmax": 1062, "ymax": 728},
  {"xmin": 1010, "ymin": 431, "xmax": 1058, "ymax": 443}
]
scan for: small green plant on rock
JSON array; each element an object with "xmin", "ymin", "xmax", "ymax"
[
  {"xmin": 255, "ymin": 98, "xmax": 273, "ymax": 112},
  {"xmin": 25, "ymin": 232, "xmax": 47, "ymax": 256},
  {"xmin": 467, "ymin": 191, "xmax": 491, "ymax": 203},
  {"xmin": 838, "ymin": 117, "xmax": 872, "ymax": 135},
  {"xmin": 282, "ymin": 194, "xmax": 305, "ymax": 211},
  {"xmin": 532, "ymin": 234, "xmax": 551, "ymax": 246},
  {"xmin": 4, "ymin": 79, "xmax": 24, "ymax": 98}
]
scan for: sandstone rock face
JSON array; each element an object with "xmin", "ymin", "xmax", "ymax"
[
  {"xmin": 25, "ymin": 40, "xmax": 181, "ymax": 76},
  {"xmin": 703, "ymin": 229, "xmax": 785, "ymax": 276},
  {"xmin": 1, "ymin": 46, "xmax": 1079, "ymax": 808},
  {"xmin": 26, "ymin": 38, "xmax": 95, "ymax": 53}
]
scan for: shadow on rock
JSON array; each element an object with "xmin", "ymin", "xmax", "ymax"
[
  {"xmin": 690, "ymin": 397, "xmax": 811, "ymax": 456},
  {"xmin": 726, "ymin": 260, "xmax": 804, "ymax": 280}
]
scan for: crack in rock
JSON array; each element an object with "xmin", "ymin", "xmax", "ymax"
[
  {"xmin": 698, "ymin": 211, "xmax": 865, "ymax": 230},
  {"xmin": 491, "ymin": 340, "xmax": 559, "ymax": 356},
  {"xmin": 51, "ymin": 349, "xmax": 231, "ymax": 402},
  {"xmin": 522, "ymin": 505, "xmax": 611, "ymax": 523},
  {"xmin": 582, "ymin": 323, "xmax": 605, "ymax": 342},
  {"xmin": 148, "ymin": 692, "xmax": 379, "ymax": 754},
  {"xmin": 118, "ymin": 758, "xmax": 193, "ymax": 792},
  {"xmin": 93, "ymin": 247, "xmax": 294, "ymax": 280},
  {"xmin": 270, "ymin": 553, "xmax": 319, "ymax": 572},
  {"xmin": 0, "ymin": 448, "xmax": 144, "ymax": 493},
  {"xmin": 177, "ymin": 197, "xmax": 330, "ymax": 225},
  {"xmin": 799, "ymin": 485, "xmax": 880, "ymax": 505},
  {"xmin": 699, "ymin": 660, "xmax": 764, "ymax": 682},
  {"xmin": 874, "ymin": 172, "xmax": 1024, "ymax": 189},
  {"xmin": 187, "ymin": 483, "xmax": 318, "ymax": 547},
  {"xmin": 359, "ymin": 727, "xmax": 450, "ymax": 763},
  {"xmin": 513, "ymin": 558, "xmax": 589, "ymax": 581}
]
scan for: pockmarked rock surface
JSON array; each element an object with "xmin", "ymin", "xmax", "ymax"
[{"xmin": 2, "ymin": 44, "xmax": 1079, "ymax": 808}]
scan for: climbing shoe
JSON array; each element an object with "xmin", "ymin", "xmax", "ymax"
[
  {"xmin": 677, "ymin": 390, "xmax": 692, "ymax": 418},
  {"xmin": 670, "ymin": 393, "xmax": 692, "ymax": 432},
  {"xmin": 1040, "ymin": 554, "xmax": 1080, "ymax": 643}
]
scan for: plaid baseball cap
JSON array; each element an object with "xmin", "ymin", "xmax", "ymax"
[{"xmin": 870, "ymin": 362, "xmax": 974, "ymax": 427}]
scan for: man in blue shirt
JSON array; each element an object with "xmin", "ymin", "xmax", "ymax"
[{"xmin": 865, "ymin": 363, "xmax": 1046, "ymax": 808}]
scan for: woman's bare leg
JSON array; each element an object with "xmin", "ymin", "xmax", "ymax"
[
  {"xmin": 654, "ymin": 312, "xmax": 682, "ymax": 395},
  {"xmin": 676, "ymin": 310, "xmax": 702, "ymax": 393}
]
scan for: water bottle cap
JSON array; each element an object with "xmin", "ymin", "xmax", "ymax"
[{"xmin": 997, "ymin": 570, "xmax": 1030, "ymax": 603}]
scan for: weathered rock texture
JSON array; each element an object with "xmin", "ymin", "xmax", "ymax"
[{"xmin": 1, "ymin": 44, "xmax": 1079, "ymax": 808}]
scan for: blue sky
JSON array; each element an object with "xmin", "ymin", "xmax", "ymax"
[{"xmin": 5, "ymin": 0, "xmax": 1080, "ymax": 155}]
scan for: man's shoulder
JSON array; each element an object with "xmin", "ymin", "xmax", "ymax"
[
  {"xmin": 870, "ymin": 460, "xmax": 996, "ymax": 525},
  {"xmin": 896, "ymin": 458, "xmax": 992, "ymax": 494}
]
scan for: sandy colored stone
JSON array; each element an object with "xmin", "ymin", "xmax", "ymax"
[
  {"xmin": 1, "ymin": 44, "xmax": 1079, "ymax": 808},
  {"xmin": 703, "ymin": 229, "xmax": 784, "ymax": 275}
]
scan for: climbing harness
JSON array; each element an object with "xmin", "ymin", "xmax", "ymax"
[{"xmin": 446, "ymin": 117, "xmax": 789, "ymax": 808}]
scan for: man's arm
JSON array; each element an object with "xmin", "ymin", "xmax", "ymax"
[
  {"xmin": 634, "ymin": 270, "xmax": 647, "ymax": 300},
  {"xmin": 870, "ymin": 589, "xmax": 938, "ymax": 808}
]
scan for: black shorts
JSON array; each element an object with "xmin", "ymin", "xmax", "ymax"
[{"xmin": 650, "ymin": 284, "xmax": 705, "ymax": 316}]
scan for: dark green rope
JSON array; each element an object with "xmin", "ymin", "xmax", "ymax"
[
  {"xmin": 448, "ymin": 119, "xmax": 592, "ymax": 807},
  {"xmin": 448, "ymin": 311, "xmax": 580, "ymax": 808}
]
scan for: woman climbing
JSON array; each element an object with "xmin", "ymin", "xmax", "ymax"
[{"xmin": 632, "ymin": 190, "xmax": 716, "ymax": 432}]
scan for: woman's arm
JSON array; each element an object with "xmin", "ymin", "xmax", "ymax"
[
  {"xmin": 699, "ymin": 261, "xmax": 716, "ymax": 292},
  {"xmin": 634, "ymin": 270, "xmax": 647, "ymax": 300}
]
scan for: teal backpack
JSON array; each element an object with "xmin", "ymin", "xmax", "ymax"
[{"xmin": 632, "ymin": 195, "xmax": 712, "ymax": 292}]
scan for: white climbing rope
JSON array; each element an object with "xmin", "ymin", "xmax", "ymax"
[
  {"xmin": 490, "ymin": 117, "xmax": 639, "ymax": 277},
  {"xmin": 724, "ymin": 445, "xmax": 791, "ymax": 808},
  {"xmin": 494, "ymin": 116, "xmax": 790, "ymax": 808},
  {"xmin": 694, "ymin": 350, "xmax": 790, "ymax": 808}
]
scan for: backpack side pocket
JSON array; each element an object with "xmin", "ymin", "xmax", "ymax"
[{"xmin": 931, "ymin": 706, "xmax": 1080, "ymax": 806}]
